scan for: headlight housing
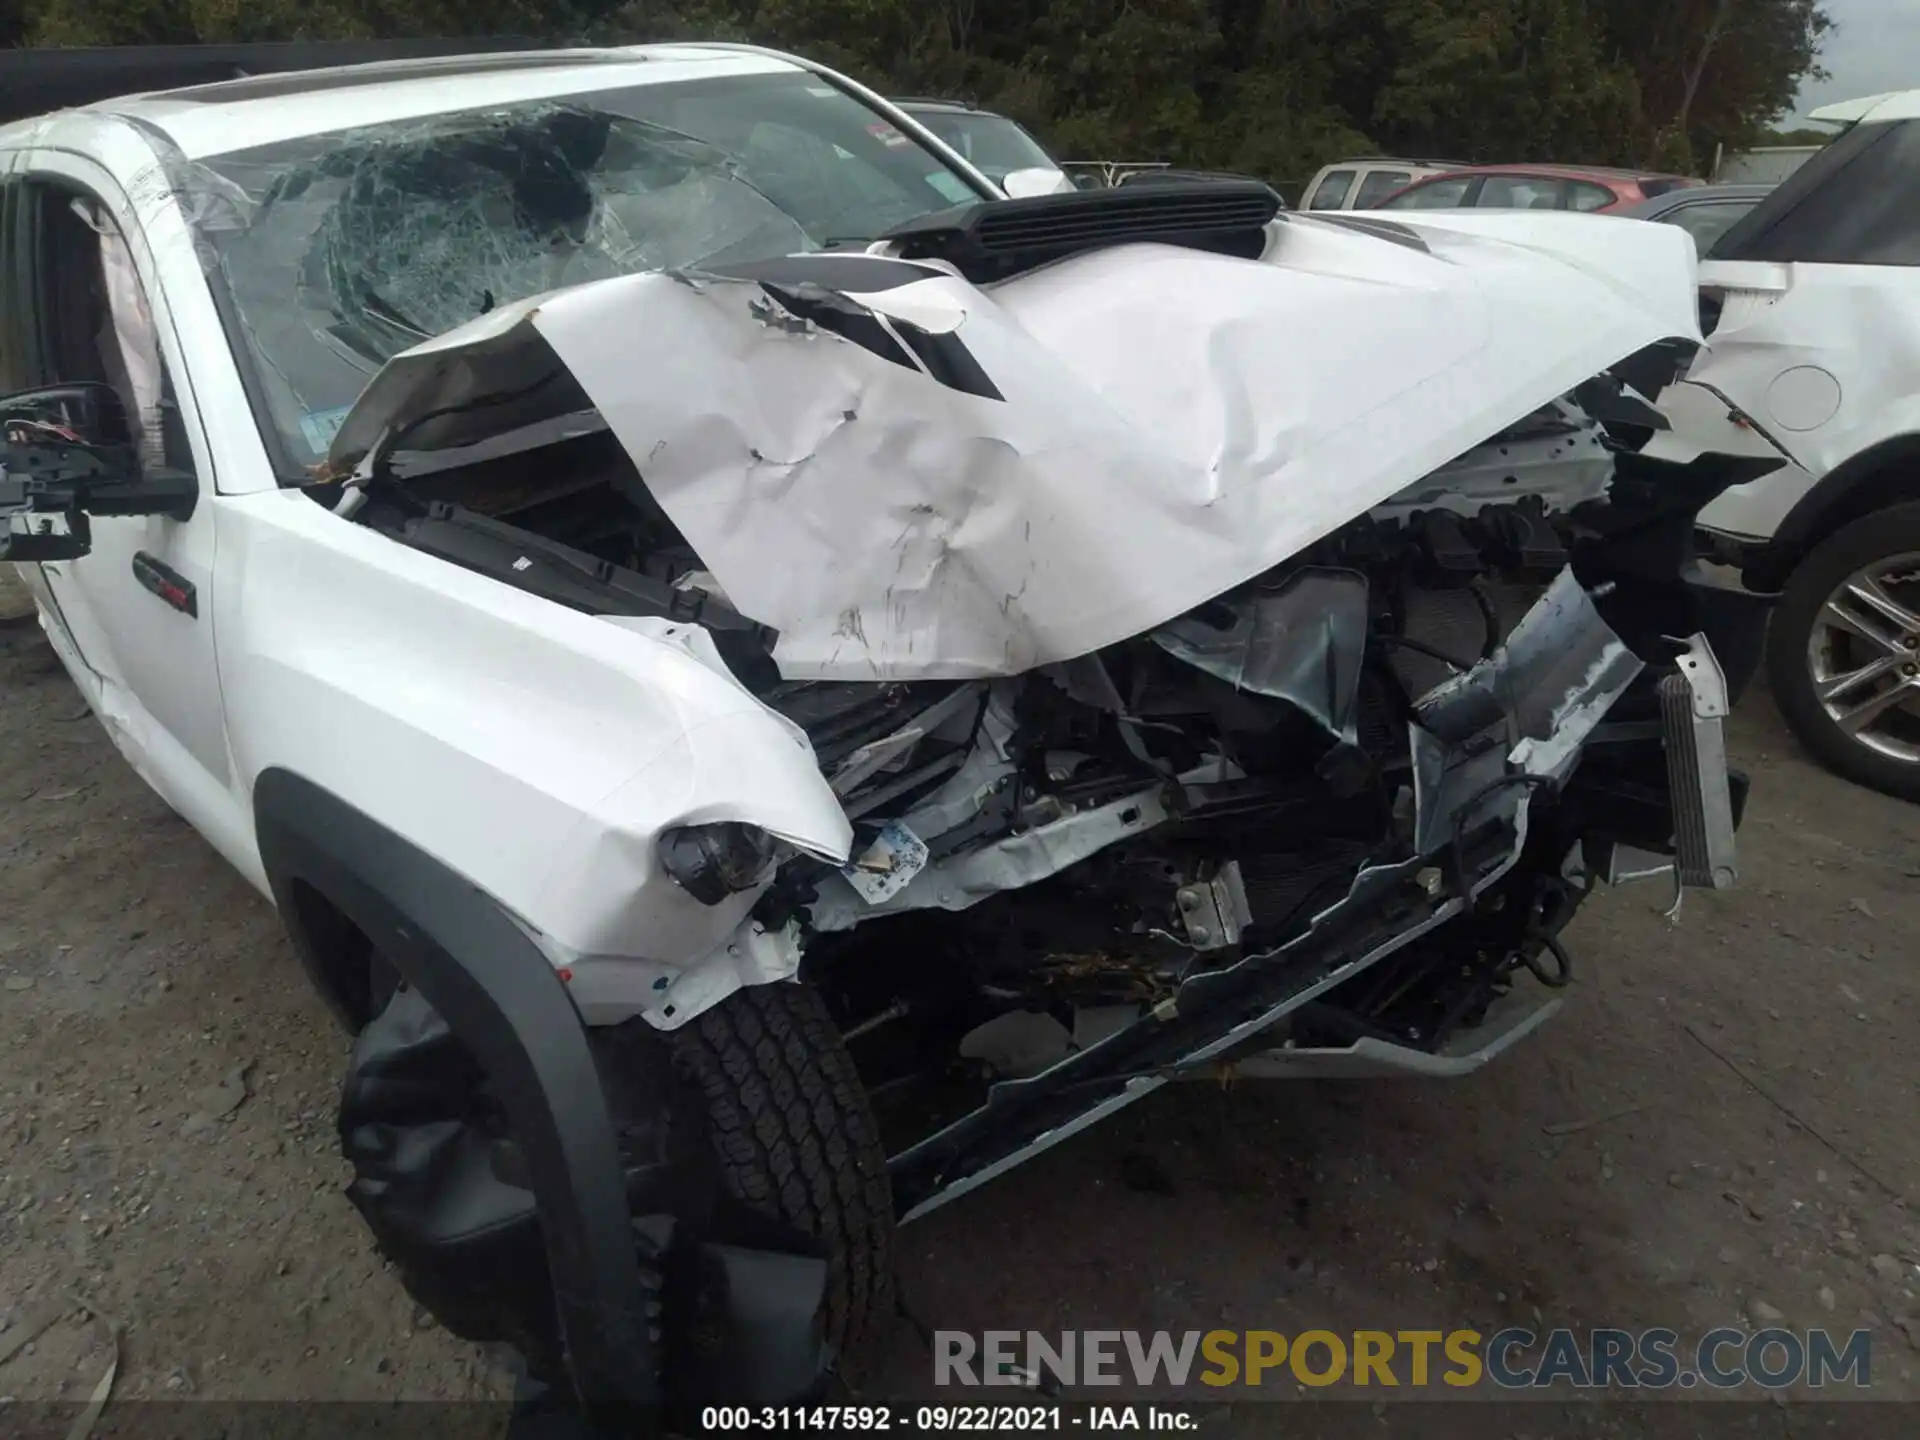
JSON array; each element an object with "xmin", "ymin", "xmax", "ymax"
[{"xmin": 659, "ymin": 822, "xmax": 778, "ymax": 905}]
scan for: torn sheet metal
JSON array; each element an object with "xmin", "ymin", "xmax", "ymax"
[
  {"xmin": 1372, "ymin": 401, "xmax": 1614, "ymax": 524},
  {"xmin": 1409, "ymin": 568, "xmax": 1644, "ymax": 854},
  {"xmin": 329, "ymin": 212, "xmax": 1700, "ymax": 680},
  {"xmin": 1150, "ymin": 567, "xmax": 1368, "ymax": 743}
]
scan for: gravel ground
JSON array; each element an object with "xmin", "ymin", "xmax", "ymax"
[{"xmin": 1, "ymin": 564, "xmax": 1915, "ymax": 1423}]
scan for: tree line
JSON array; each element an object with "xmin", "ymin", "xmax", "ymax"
[{"xmin": 1, "ymin": 0, "xmax": 1834, "ymax": 184}]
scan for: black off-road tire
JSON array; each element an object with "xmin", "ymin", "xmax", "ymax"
[
  {"xmin": 664, "ymin": 980, "xmax": 896, "ymax": 1371},
  {"xmin": 339, "ymin": 974, "xmax": 895, "ymax": 1397},
  {"xmin": 1766, "ymin": 502, "xmax": 1920, "ymax": 803}
]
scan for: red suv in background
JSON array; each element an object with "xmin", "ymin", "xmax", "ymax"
[{"xmin": 1377, "ymin": 163, "xmax": 1702, "ymax": 214}]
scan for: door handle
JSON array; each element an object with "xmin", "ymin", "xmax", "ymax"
[{"xmin": 132, "ymin": 552, "xmax": 197, "ymax": 618}]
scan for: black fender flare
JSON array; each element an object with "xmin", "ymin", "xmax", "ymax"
[
  {"xmin": 1751, "ymin": 432, "xmax": 1920, "ymax": 589},
  {"xmin": 251, "ymin": 767, "xmax": 658, "ymax": 1430}
]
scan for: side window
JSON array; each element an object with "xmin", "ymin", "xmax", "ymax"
[
  {"xmin": 914, "ymin": 114, "xmax": 969, "ymax": 162},
  {"xmin": 1352, "ymin": 170, "xmax": 1411, "ymax": 208},
  {"xmin": 1668, "ymin": 201, "xmax": 1755, "ymax": 257},
  {"xmin": 1717, "ymin": 119, "xmax": 1920, "ymax": 266},
  {"xmin": 1307, "ymin": 169, "xmax": 1356, "ymax": 210},
  {"xmin": 1567, "ymin": 182, "xmax": 1616, "ymax": 212},
  {"xmin": 0, "ymin": 167, "xmax": 28, "ymax": 396},
  {"xmin": 1384, "ymin": 176, "xmax": 1473, "ymax": 210},
  {"xmin": 17, "ymin": 179, "xmax": 195, "ymax": 479},
  {"xmin": 1479, "ymin": 175, "xmax": 1566, "ymax": 209}
]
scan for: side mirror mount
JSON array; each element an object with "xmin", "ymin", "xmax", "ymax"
[
  {"xmin": 0, "ymin": 382, "xmax": 134, "ymax": 448},
  {"xmin": 2, "ymin": 383, "xmax": 196, "ymax": 562},
  {"xmin": 1000, "ymin": 166, "xmax": 1077, "ymax": 199}
]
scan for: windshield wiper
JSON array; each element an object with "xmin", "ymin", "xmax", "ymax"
[{"xmin": 360, "ymin": 288, "xmax": 431, "ymax": 341}]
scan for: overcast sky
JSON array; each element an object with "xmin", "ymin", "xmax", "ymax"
[{"xmin": 1787, "ymin": 0, "xmax": 1920, "ymax": 124}]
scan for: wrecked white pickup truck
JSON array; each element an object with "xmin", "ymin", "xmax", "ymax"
[{"xmin": 2, "ymin": 41, "xmax": 1780, "ymax": 1426}]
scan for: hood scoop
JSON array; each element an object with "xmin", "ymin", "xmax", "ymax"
[{"xmin": 881, "ymin": 179, "xmax": 1284, "ymax": 284}]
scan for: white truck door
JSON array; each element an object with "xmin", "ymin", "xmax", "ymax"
[{"xmin": 7, "ymin": 152, "xmax": 232, "ymax": 818}]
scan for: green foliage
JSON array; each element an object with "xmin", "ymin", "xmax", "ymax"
[
  {"xmin": 8, "ymin": 0, "xmax": 1832, "ymax": 186},
  {"xmin": 1761, "ymin": 126, "xmax": 1836, "ymax": 147},
  {"xmin": 1362, "ymin": 0, "xmax": 1644, "ymax": 164},
  {"xmin": 24, "ymin": 0, "xmax": 576, "ymax": 45}
]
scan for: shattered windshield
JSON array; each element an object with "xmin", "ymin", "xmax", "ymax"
[{"xmin": 195, "ymin": 71, "xmax": 987, "ymax": 471}]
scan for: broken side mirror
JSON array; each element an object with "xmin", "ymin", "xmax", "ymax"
[
  {"xmin": 2, "ymin": 383, "xmax": 196, "ymax": 562},
  {"xmin": 0, "ymin": 382, "xmax": 133, "ymax": 448}
]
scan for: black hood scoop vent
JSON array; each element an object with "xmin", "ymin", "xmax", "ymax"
[{"xmin": 880, "ymin": 180, "xmax": 1284, "ymax": 283}]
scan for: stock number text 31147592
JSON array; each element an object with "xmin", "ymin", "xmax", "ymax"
[{"xmin": 700, "ymin": 1405, "xmax": 1068, "ymax": 1431}]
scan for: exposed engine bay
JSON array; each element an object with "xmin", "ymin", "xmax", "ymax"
[
  {"xmin": 244, "ymin": 146, "xmax": 1776, "ymax": 1228},
  {"xmin": 334, "ymin": 359, "xmax": 1769, "ymax": 1216}
]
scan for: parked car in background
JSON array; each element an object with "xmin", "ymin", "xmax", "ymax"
[
  {"xmin": 1658, "ymin": 89, "xmax": 1920, "ymax": 799},
  {"xmin": 892, "ymin": 96, "xmax": 1070, "ymax": 191},
  {"xmin": 1380, "ymin": 164, "xmax": 1701, "ymax": 214},
  {"xmin": 1616, "ymin": 183, "xmax": 1774, "ymax": 258},
  {"xmin": 1300, "ymin": 157, "xmax": 1465, "ymax": 211}
]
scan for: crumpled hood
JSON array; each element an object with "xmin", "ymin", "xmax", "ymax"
[{"xmin": 331, "ymin": 209, "xmax": 1700, "ymax": 680}]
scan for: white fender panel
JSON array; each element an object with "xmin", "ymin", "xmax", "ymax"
[{"xmin": 213, "ymin": 488, "xmax": 853, "ymax": 978}]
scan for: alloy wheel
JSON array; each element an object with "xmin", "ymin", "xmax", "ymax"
[{"xmin": 1806, "ymin": 551, "xmax": 1920, "ymax": 765}]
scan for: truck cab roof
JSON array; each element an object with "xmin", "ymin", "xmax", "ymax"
[{"xmin": 1806, "ymin": 89, "xmax": 1920, "ymax": 126}]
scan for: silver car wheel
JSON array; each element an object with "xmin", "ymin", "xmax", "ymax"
[{"xmin": 1806, "ymin": 551, "xmax": 1920, "ymax": 765}]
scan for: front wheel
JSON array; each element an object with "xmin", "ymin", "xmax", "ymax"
[
  {"xmin": 662, "ymin": 981, "xmax": 897, "ymax": 1365},
  {"xmin": 1766, "ymin": 501, "xmax": 1920, "ymax": 802},
  {"xmin": 338, "ymin": 977, "xmax": 895, "ymax": 1405}
]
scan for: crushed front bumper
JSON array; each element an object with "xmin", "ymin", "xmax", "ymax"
[{"xmin": 889, "ymin": 562, "xmax": 1760, "ymax": 1221}]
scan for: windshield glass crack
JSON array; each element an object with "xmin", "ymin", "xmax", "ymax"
[{"xmin": 176, "ymin": 71, "xmax": 981, "ymax": 475}]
